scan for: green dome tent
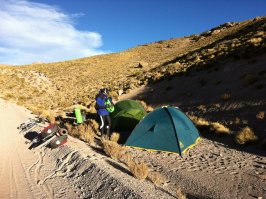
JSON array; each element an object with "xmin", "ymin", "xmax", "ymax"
[
  {"xmin": 125, "ymin": 107, "xmax": 201, "ymax": 155},
  {"xmin": 110, "ymin": 100, "xmax": 147, "ymax": 132}
]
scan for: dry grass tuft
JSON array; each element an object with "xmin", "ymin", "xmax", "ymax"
[
  {"xmin": 127, "ymin": 160, "xmax": 149, "ymax": 180},
  {"xmin": 110, "ymin": 132, "xmax": 120, "ymax": 142},
  {"xmin": 27, "ymin": 105, "xmax": 43, "ymax": 115},
  {"xmin": 41, "ymin": 110, "xmax": 56, "ymax": 123},
  {"xmin": 212, "ymin": 103, "xmax": 221, "ymax": 108},
  {"xmin": 67, "ymin": 125, "xmax": 81, "ymax": 138},
  {"xmin": 176, "ymin": 186, "xmax": 186, "ymax": 199},
  {"xmin": 234, "ymin": 117, "xmax": 241, "ymax": 124},
  {"xmin": 235, "ymin": 126, "xmax": 258, "ymax": 144},
  {"xmin": 220, "ymin": 93, "xmax": 231, "ymax": 101},
  {"xmin": 189, "ymin": 115, "xmax": 210, "ymax": 126},
  {"xmin": 65, "ymin": 123, "xmax": 95, "ymax": 143},
  {"xmin": 197, "ymin": 105, "xmax": 206, "ymax": 112},
  {"xmin": 77, "ymin": 124, "xmax": 86, "ymax": 135},
  {"xmin": 100, "ymin": 139, "xmax": 152, "ymax": 181},
  {"xmin": 189, "ymin": 115, "xmax": 231, "ymax": 135},
  {"xmin": 65, "ymin": 123, "xmax": 73, "ymax": 133},
  {"xmin": 249, "ymin": 37, "xmax": 263, "ymax": 46},
  {"xmin": 148, "ymin": 171, "xmax": 167, "ymax": 185},
  {"xmin": 109, "ymin": 91, "xmax": 119, "ymax": 101},
  {"xmin": 118, "ymin": 153, "xmax": 132, "ymax": 165},
  {"xmin": 210, "ymin": 122, "xmax": 231, "ymax": 134},
  {"xmin": 81, "ymin": 125, "xmax": 95, "ymax": 145},
  {"xmin": 256, "ymin": 111, "xmax": 265, "ymax": 120},
  {"xmin": 88, "ymin": 119, "xmax": 99, "ymax": 132},
  {"xmin": 138, "ymin": 100, "xmax": 153, "ymax": 112},
  {"xmin": 101, "ymin": 138, "xmax": 125, "ymax": 160}
]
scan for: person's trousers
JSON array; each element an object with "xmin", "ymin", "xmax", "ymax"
[{"xmin": 99, "ymin": 115, "xmax": 111, "ymax": 138}]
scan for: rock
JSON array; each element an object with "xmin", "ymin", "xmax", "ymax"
[
  {"xmin": 118, "ymin": 90, "xmax": 123, "ymax": 96},
  {"xmin": 136, "ymin": 62, "xmax": 148, "ymax": 69},
  {"xmin": 212, "ymin": 29, "xmax": 221, "ymax": 35},
  {"xmin": 224, "ymin": 22, "xmax": 235, "ymax": 27}
]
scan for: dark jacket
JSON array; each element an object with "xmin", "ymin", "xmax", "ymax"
[{"xmin": 95, "ymin": 92, "xmax": 110, "ymax": 116}]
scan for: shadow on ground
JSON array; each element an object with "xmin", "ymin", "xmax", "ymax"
[{"xmin": 123, "ymin": 50, "xmax": 266, "ymax": 157}]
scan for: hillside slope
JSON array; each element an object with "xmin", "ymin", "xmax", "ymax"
[{"xmin": 0, "ymin": 16, "xmax": 265, "ymax": 111}]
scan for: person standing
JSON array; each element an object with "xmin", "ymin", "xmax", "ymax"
[{"xmin": 95, "ymin": 88, "xmax": 114, "ymax": 138}]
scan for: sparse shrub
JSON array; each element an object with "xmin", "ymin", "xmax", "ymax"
[
  {"xmin": 193, "ymin": 55, "xmax": 201, "ymax": 63},
  {"xmin": 138, "ymin": 100, "xmax": 154, "ymax": 112},
  {"xmin": 110, "ymin": 132, "xmax": 120, "ymax": 142},
  {"xmin": 189, "ymin": 115, "xmax": 231, "ymax": 135},
  {"xmin": 118, "ymin": 153, "xmax": 132, "ymax": 165},
  {"xmin": 256, "ymin": 111, "xmax": 265, "ymax": 120},
  {"xmin": 189, "ymin": 115, "xmax": 210, "ymax": 126},
  {"xmin": 234, "ymin": 117, "xmax": 241, "ymax": 124},
  {"xmin": 68, "ymin": 125, "xmax": 81, "ymax": 138},
  {"xmin": 41, "ymin": 110, "xmax": 55, "ymax": 123},
  {"xmin": 127, "ymin": 160, "xmax": 149, "ymax": 180},
  {"xmin": 249, "ymin": 37, "xmax": 263, "ymax": 46},
  {"xmin": 210, "ymin": 122, "xmax": 230, "ymax": 134},
  {"xmin": 65, "ymin": 123, "xmax": 73, "ymax": 133},
  {"xmin": 220, "ymin": 93, "xmax": 231, "ymax": 101},
  {"xmin": 88, "ymin": 119, "xmax": 99, "ymax": 133},
  {"xmin": 212, "ymin": 103, "xmax": 221, "ymax": 108},
  {"xmin": 176, "ymin": 186, "xmax": 186, "ymax": 199},
  {"xmin": 27, "ymin": 106, "xmax": 43, "ymax": 115},
  {"xmin": 235, "ymin": 127, "xmax": 258, "ymax": 145},
  {"xmin": 77, "ymin": 124, "xmax": 86, "ymax": 135},
  {"xmin": 109, "ymin": 91, "xmax": 119, "ymax": 100},
  {"xmin": 102, "ymin": 138, "xmax": 125, "ymax": 160},
  {"xmin": 197, "ymin": 105, "xmax": 206, "ymax": 112},
  {"xmin": 81, "ymin": 125, "xmax": 95, "ymax": 145}
]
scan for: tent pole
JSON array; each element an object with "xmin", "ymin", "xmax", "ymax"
[{"xmin": 163, "ymin": 107, "xmax": 182, "ymax": 157}]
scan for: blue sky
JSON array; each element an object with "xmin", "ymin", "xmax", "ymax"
[{"xmin": 0, "ymin": 0, "xmax": 265, "ymax": 65}]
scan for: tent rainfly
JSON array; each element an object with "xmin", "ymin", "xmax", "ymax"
[
  {"xmin": 125, "ymin": 107, "xmax": 201, "ymax": 155},
  {"xmin": 110, "ymin": 100, "xmax": 147, "ymax": 132}
]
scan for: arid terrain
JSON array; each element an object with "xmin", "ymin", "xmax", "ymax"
[{"xmin": 0, "ymin": 16, "xmax": 265, "ymax": 199}]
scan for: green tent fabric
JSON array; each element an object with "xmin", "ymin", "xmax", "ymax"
[
  {"xmin": 110, "ymin": 100, "xmax": 147, "ymax": 132},
  {"xmin": 125, "ymin": 107, "xmax": 201, "ymax": 155}
]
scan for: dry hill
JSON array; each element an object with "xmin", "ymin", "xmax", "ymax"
[{"xmin": 0, "ymin": 17, "xmax": 263, "ymax": 108}]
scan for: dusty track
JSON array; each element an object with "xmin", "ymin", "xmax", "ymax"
[{"xmin": 0, "ymin": 99, "xmax": 77, "ymax": 199}]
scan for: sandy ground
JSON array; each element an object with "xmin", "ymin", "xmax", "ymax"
[
  {"xmin": 0, "ymin": 99, "xmax": 176, "ymax": 199},
  {"xmin": 119, "ymin": 87, "xmax": 266, "ymax": 199},
  {"xmin": 1, "ymin": 100, "xmax": 265, "ymax": 199}
]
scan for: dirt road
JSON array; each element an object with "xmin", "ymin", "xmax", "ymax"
[{"xmin": 0, "ymin": 99, "xmax": 78, "ymax": 198}]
